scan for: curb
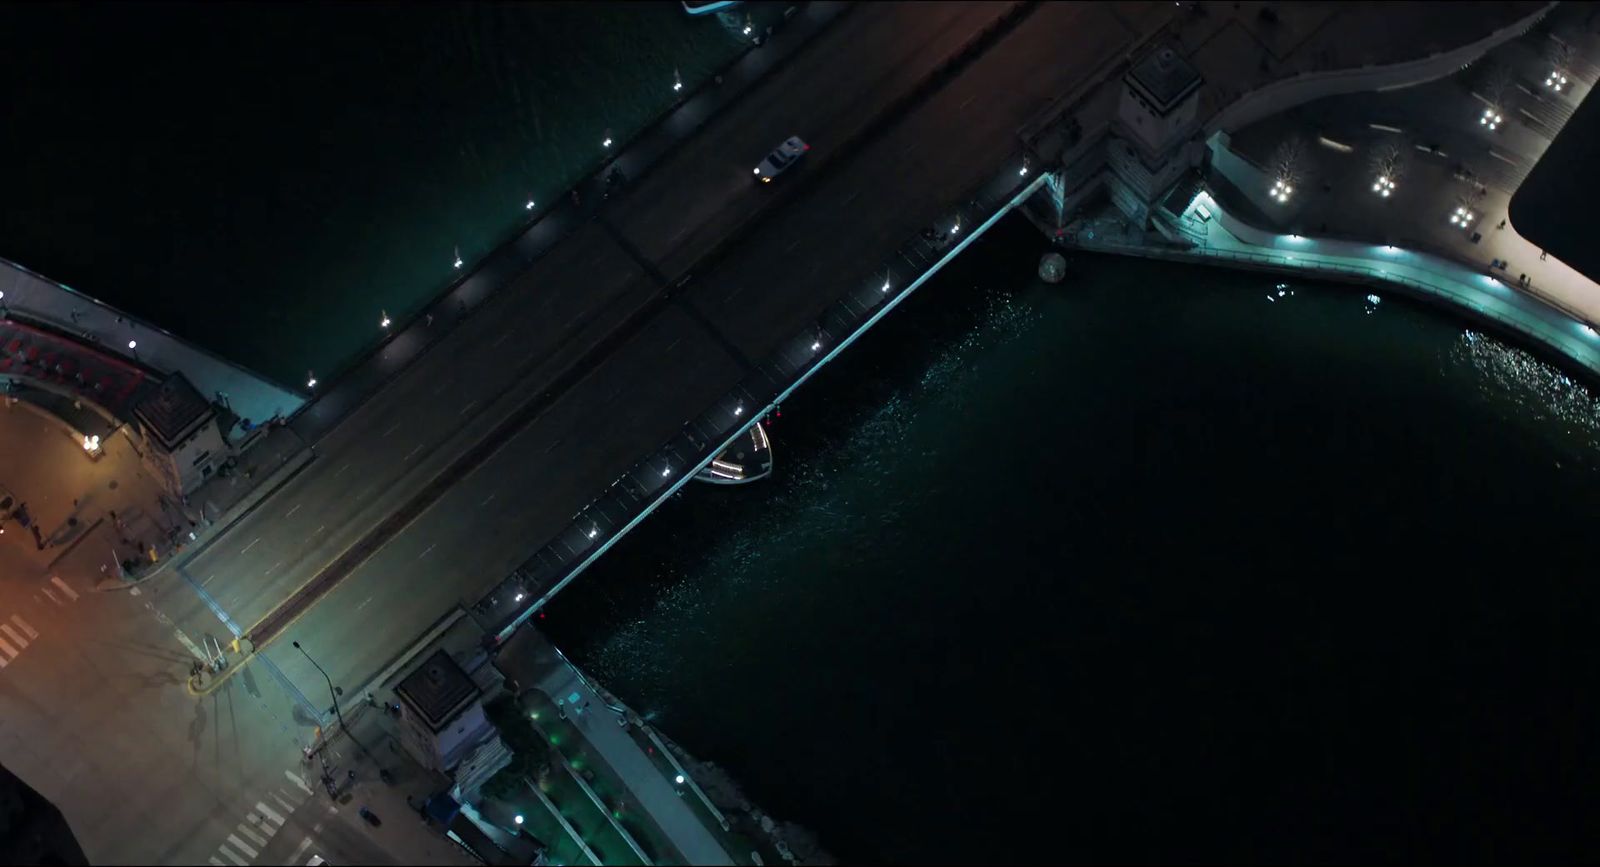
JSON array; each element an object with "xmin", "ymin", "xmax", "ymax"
[{"xmin": 96, "ymin": 442, "xmax": 318, "ymax": 591}]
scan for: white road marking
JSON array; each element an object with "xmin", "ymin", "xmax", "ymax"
[
  {"xmin": 256, "ymin": 800, "xmax": 286, "ymax": 826},
  {"xmin": 41, "ymin": 587, "xmax": 62, "ymax": 606},
  {"xmin": 959, "ymin": 92, "xmax": 978, "ymax": 110},
  {"xmin": 235, "ymin": 823, "xmax": 267, "ymax": 848},
  {"xmin": 492, "ymin": 331, "xmax": 513, "ymax": 348},
  {"xmin": 0, "ymin": 637, "xmax": 18, "ymax": 661},
  {"xmin": 289, "ymin": 837, "xmax": 314, "ymax": 864},
  {"xmin": 285, "ymin": 770, "xmax": 314, "ymax": 795},
  {"xmin": 264, "ymin": 561, "xmax": 283, "ymax": 576},
  {"xmin": 1489, "ymin": 149, "xmax": 1517, "ymax": 165},
  {"xmin": 335, "ymin": 463, "xmax": 351, "ymax": 477},
  {"xmin": 355, "ymin": 595, "xmax": 374, "ymax": 613},
  {"xmin": 240, "ymin": 537, "xmax": 262, "ymax": 556},
  {"xmin": 404, "ymin": 444, "xmax": 423, "ymax": 461},
  {"xmin": 285, "ymin": 503, "xmax": 302, "ymax": 518},
  {"xmin": 215, "ymin": 845, "xmax": 247, "ymax": 867},
  {"xmin": 208, "ymin": 857, "xmax": 226, "ymax": 867},
  {"xmin": 225, "ymin": 834, "xmax": 258, "ymax": 859},
  {"xmin": 481, "ymin": 492, "xmax": 497, "ymax": 507},
  {"xmin": 459, "ymin": 400, "xmax": 478, "ymax": 415},
  {"xmin": 383, "ymin": 423, "xmax": 399, "ymax": 438},
  {"xmin": 0, "ymin": 624, "xmax": 26, "ymax": 650},
  {"xmin": 49, "ymin": 576, "xmax": 78, "ymax": 601},
  {"xmin": 419, "ymin": 543, "xmax": 437, "ymax": 559},
  {"xmin": 270, "ymin": 791, "xmax": 297, "ymax": 815},
  {"xmin": 311, "ymin": 525, "xmax": 326, "ymax": 537},
  {"xmin": 202, "ymin": 573, "xmax": 219, "ymax": 588},
  {"xmin": 11, "ymin": 616, "xmax": 37, "ymax": 639}
]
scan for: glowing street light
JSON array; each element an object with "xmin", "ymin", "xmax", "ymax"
[
  {"xmin": 380, "ymin": 310, "xmax": 391, "ymax": 329},
  {"xmin": 673, "ymin": 68, "xmax": 683, "ymax": 92},
  {"xmin": 453, "ymin": 246, "xmax": 464, "ymax": 269},
  {"xmin": 811, "ymin": 340, "xmax": 822, "ymax": 351},
  {"xmin": 675, "ymin": 774, "xmax": 685, "ymax": 785},
  {"xmin": 307, "ymin": 371, "xmax": 318, "ymax": 389},
  {"xmin": 661, "ymin": 466, "xmax": 672, "ymax": 478},
  {"xmin": 82, "ymin": 434, "xmax": 100, "ymax": 453},
  {"xmin": 950, "ymin": 219, "xmax": 961, "ymax": 235},
  {"xmin": 587, "ymin": 527, "xmax": 599, "ymax": 539},
  {"xmin": 1372, "ymin": 175, "xmax": 1396, "ymax": 197},
  {"xmin": 733, "ymin": 405, "xmax": 743, "ymax": 417},
  {"xmin": 1270, "ymin": 178, "xmax": 1293, "ymax": 203},
  {"xmin": 127, "ymin": 339, "xmax": 137, "ymax": 350},
  {"xmin": 743, "ymin": 13, "xmax": 753, "ymax": 36},
  {"xmin": 602, "ymin": 129, "xmax": 613, "ymax": 148},
  {"xmin": 881, "ymin": 279, "xmax": 891, "ymax": 292},
  {"xmin": 1546, "ymin": 70, "xmax": 1568, "ymax": 92},
  {"xmin": 525, "ymin": 199, "xmax": 536, "ymax": 210},
  {"xmin": 1479, "ymin": 107, "xmax": 1503, "ymax": 131},
  {"xmin": 1449, "ymin": 206, "xmax": 1476, "ymax": 227},
  {"xmin": 514, "ymin": 815, "xmax": 524, "ymax": 826}
]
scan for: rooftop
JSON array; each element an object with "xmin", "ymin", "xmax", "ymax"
[
  {"xmin": 395, "ymin": 647, "xmax": 481, "ymax": 733},
  {"xmin": 1509, "ymin": 80, "xmax": 1600, "ymax": 285},
  {"xmin": 131, "ymin": 370, "xmax": 213, "ymax": 450},
  {"xmin": 1128, "ymin": 44, "xmax": 1202, "ymax": 116}
]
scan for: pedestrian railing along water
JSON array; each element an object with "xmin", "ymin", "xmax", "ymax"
[{"xmin": 482, "ymin": 155, "xmax": 1046, "ymax": 642}]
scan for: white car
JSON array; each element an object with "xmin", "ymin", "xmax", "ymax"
[{"xmin": 753, "ymin": 136, "xmax": 810, "ymax": 183}]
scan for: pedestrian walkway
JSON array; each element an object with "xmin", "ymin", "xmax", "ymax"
[
  {"xmin": 313, "ymin": 701, "xmax": 483, "ymax": 867},
  {"xmin": 496, "ymin": 625, "xmax": 735, "ymax": 866},
  {"xmin": 0, "ymin": 575, "xmax": 77, "ymax": 671},
  {"xmin": 1060, "ymin": 192, "xmax": 1600, "ymax": 382},
  {"xmin": 204, "ymin": 788, "xmax": 303, "ymax": 867}
]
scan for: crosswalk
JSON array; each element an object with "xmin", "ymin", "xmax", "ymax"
[
  {"xmin": 207, "ymin": 788, "xmax": 305, "ymax": 867},
  {"xmin": 0, "ymin": 576, "xmax": 81, "ymax": 669}
]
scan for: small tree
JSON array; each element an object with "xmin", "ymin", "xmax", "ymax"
[
  {"xmin": 1481, "ymin": 62, "xmax": 1516, "ymax": 114},
  {"xmin": 1371, "ymin": 140, "xmax": 1405, "ymax": 193}
]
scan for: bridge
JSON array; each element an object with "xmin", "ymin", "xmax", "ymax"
[{"xmin": 0, "ymin": 1, "xmax": 1551, "ymax": 864}]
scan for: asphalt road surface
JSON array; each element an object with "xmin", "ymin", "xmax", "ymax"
[{"xmin": 0, "ymin": 2, "xmax": 1181, "ymax": 863}]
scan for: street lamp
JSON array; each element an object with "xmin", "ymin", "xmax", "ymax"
[
  {"xmin": 514, "ymin": 814, "xmax": 524, "ymax": 826},
  {"xmin": 307, "ymin": 371, "xmax": 318, "ymax": 390},
  {"xmin": 380, "ymin": 310, "xmax": 391, "ymax": 329},
  {"xmin": 453, "ymin": 246, "xmax": 464, "ymax": 269},
  {"xmin": 673, "ymin": 68, "xmax": 683, "ymax": 92},
  {"xmin": 293, "ymin": 641, "xmax": 348, "ymax": 735},
  {"xmin": 1270, "ymin": 178, "xmax": 1293, "ymax": 203},
  {"xmin": 1449, "ymin": 206, "xmax": 1476, "ymax": 228},
  {"xmin": 1372, "ymin": 175, "xmax": 1395, "ymax": 197},
  {"xmin": 602, "ymin": 129, "xmax": 613, "ymax": 148},
  {"xmin": 1546, "ymin": 70, "xmax": 1568, "ymax": 92},
  {"xmin": 1480, "ymin": 107, "xmax": 1503, "ymax": 131},
  {"xmin": 526, "ymin": 199, "xmax": 536, "ymax": 210}
]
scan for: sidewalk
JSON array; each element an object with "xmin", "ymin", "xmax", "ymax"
[
  {"xmin": 315, "ymin": 701, "xmax": 482, "ymax": 867},
  {"xmin": 285, "ymin": 2, "xmax": 852, "ymax": 450},
  {"xmin": 96, "ymin": 422, "xmax": 314, "ymax": 591},
  {"xmin": 1060, "ymin": 193, "xmax": 1600, "ymax": 381}
]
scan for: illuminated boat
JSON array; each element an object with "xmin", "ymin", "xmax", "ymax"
[{"xmin": 694, "ymin": 421, "xmax": 773, "ymax": 485}]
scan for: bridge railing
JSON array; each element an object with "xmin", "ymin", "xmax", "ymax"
[{"xmin": 480, "ymin": 152, "xmax": 1047, "ymax": 641}]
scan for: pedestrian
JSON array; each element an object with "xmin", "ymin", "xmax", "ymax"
[
  {"xmin": 1497, "ymin": 219, "xmax": 1507, "ymax": 229},
  {"xmin": 1541, "ymin": 250, "xmax": 1548, "ymax": 261}
]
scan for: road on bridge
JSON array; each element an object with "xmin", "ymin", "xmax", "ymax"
[{"xmin": 0, "ymin": 2, "xmax": 1176, "ymax": 863}]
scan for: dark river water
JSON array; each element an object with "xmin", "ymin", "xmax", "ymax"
[
  {"xmin": 545, "ymin": 215, "xmax": 1600, "ymax": 864},
  {"xmin": 7, "ymin": 4, "xmax": 1600, "ymax": 862}
]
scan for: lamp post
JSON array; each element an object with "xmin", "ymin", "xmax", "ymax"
[{"xmin": 293, "ymin": 641, "xmax": 347, "ymax": 735}]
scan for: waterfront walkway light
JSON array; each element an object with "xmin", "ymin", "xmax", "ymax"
[
  {"xmin": 675, "ymin": 774, "xmax": 685, "ymax": 785},
  {"xmin": 380, "ymin": 310, "xmax": 391, "ymax": 329},
  {"xmin": 1271, "ymin": 178, "xmax": 1292, "ymax": 203}
]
